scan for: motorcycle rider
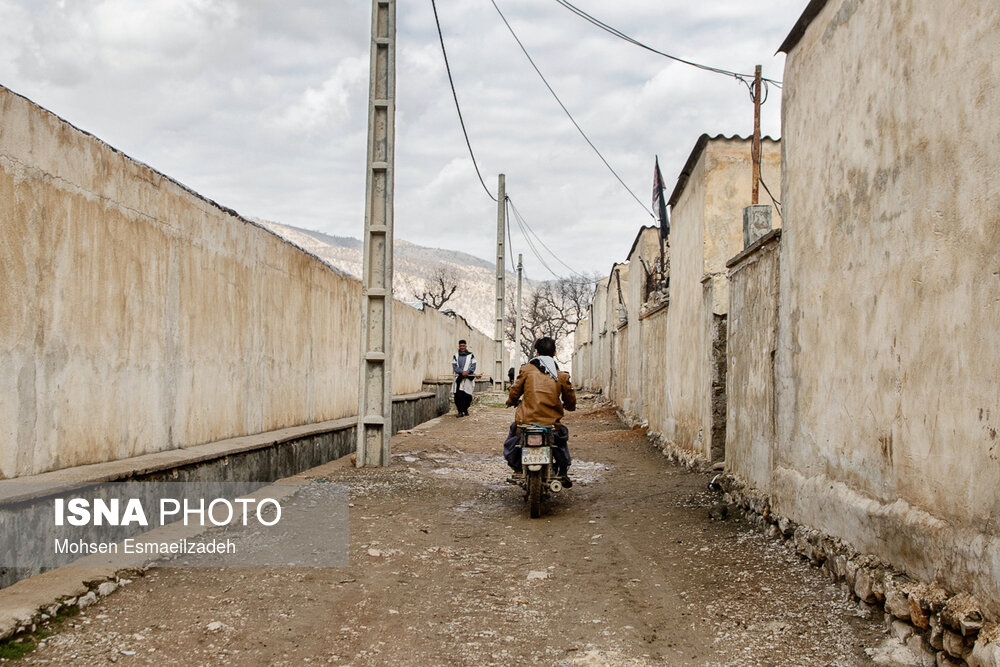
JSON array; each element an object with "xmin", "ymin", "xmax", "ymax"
[{"xmin": 504, "ymin": 336, "xmax": 577, "ymax": 486}]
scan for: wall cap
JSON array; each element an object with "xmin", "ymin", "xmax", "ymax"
[{"xmin": 726, "ymin": 229, "xmax": 782, "ymax": 269}]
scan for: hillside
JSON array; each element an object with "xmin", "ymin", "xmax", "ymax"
[{"xmin": 256, "ymin": 220, "xmax": 515, "ymax": 349}]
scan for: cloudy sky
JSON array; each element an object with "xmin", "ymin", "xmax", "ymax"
[{"xmin": 0, "ymin": 0, "xmax": 805, "ymax": 278}]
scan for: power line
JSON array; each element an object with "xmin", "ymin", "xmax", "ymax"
[
  {"xmin": 430, "ymin": 0, "xmax": 497, "ymax": 202},
  {"xmin": 489, "ymin": 0, "xmax": 656, "ymax": 221},
  {"xmin": 507, "ymin": 196, "xmax": 599, "ymax": 286},
  {"xmin": 509, "ymin": 201, "xmax": 563, "ymax": 281},
  {"xmin": 505, "ymin": 196, "xmax": 517, "ymax": 272},
  {"xmin": 759, "ymin": 173, "xmax": 782, "ymax": 219},
  {"xmin": 553, "ymin": 0, "xmax": 782, "ymax": 88},
  {"xmin": 507, "ymin": 196, "xmax": 593, "ymax": 281}
]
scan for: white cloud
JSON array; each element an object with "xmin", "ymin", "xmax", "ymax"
[{"xmin": 0, "ymin": 0, "xmax": 806, "ymax": 276}]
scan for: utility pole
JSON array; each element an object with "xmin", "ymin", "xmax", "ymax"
[
  {"xmin": 494, "ymin": 174, "xmax": 506, "ymax": 392},
  {"xmin": 751, "ymin": 64, "xmax": 762, "ymax": 205},
  {"xmin": 356, "ymin": 0, "xmax": 395, "ymax": 467},
  {"xmin": 515, "ymin": 253, "xmax": 523, "ymax": 368}
]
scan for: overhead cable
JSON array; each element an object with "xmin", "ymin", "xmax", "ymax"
[
  {"xmin": 507, "ymin": 196, "xmax": 599, "ymax": 285},
  {"xmin": 508, "ymin": 196, "xmax": 593, "ymax": 282},
  {"xmin": 430, "ymin": 0, "xmax": 497, "ymax": 202},
  {"xmin": 505, "ymin": 197, "xmax": 517, "ymax": 272},
  {"xmin": 759, "ymin": 174, "xmax": 782, "ymax": 219},
  {"xmin": 490, "ymin": 0, "xmax": 656, "ymax": 221},
  {"xmin": 553, "ymin": 0, "xmax": 782, "ymax": 88}
]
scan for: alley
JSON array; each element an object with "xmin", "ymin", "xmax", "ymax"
[{"xmin": 20, "ymin": 399, "xmax": 885, "ymax": 666}]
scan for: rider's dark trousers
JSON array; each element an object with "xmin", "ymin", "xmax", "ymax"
[{"xmin": 503, "ymin": 422, "xmax": 571, "ymax": 474}]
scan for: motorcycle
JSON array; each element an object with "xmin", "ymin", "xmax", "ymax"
[{"xmin": 513, "ymin": 424, "xmax": 565, "ymax": 518}]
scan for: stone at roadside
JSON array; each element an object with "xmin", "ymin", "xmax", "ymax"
[
  {"xmin": 527, "ymin": 571, "xmax": 549, "ymax": 581},
  {"xmin": 207, "ymin": 621, "xmax": 223, "ymax": 632},
  {"xmin": 886, "ymin": 589, "xmax": 912, "ymax": 622},
  {"xmin": 78, "ymin": 592, "xmax": 98, "ymax": 609},
  {"xmin": 968, "ymin": 636, "xmax": 1000, "ymax": 667},
  {"xmin": 97, "ymin": 581, "xmax": 118, "ymax": 597},
  {"xmin": 962, "ymin": 614, "xmax": 986, "ymax": 637},
  {"xmin": 831, "ymin": 554, "xmax": 847, "ymax": 579},
  {"xmin": 942, "ymin": 593, "xmax": 984, "ymax": 636},
  {"xmin": 906, "ymin": 634, "xmax": 937, "ymax": 667},
  {"xmin": 943, "ymin": 629, "xmax": 968, "ymax": 660},
  {"xmin": 855, "ymin": 569, "xmax": 877, "ymax": 604},
  {"xmin": 929, "ymin": 615, "xmax": 945, "ymax": 650},
  {"xmin": 909, "ymin": 595, "xmax": 931, "ymax": 630},
  {"xmin": 937, "ymin": 651, "xmax": 963, "ymax": 666},
  {"xmin": 846, "ymin": 559, "xmax": 859, "ymax": 588},
  {"xmin": 891, "ymin": 620, "xmax": 915, "ymax": 643},
  {"xmin": 867, "ymin": 637, "xmax": 922, "ymax": 666}
]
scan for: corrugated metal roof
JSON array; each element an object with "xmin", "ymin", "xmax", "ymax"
[
  {"xmin": 667, "ymin": 134, "xmax": 780, "ymax": 208},
  {"xmin": 777, "ymin": 0, "xmax": 830, "ymax": 54}
]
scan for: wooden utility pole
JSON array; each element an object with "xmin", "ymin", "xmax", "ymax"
[
  {"xmin": 515, "ymin": 253, "xmax": 523, "ymax": 369},
  {"xmin": 356, "ymin": 0, "xmax": 395, "ymax": 467},
  {"xmin": 751, "ymin": 64, "xmax": 762, "ymax": 205},
  {"xmin": 494, "ymin": 175, "xmax": 506, "ymax": 392}
]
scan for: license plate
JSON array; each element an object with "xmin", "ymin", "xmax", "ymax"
[{"xmin": 522, "ymin": 447, "xmax": 551, "ymax": 465}]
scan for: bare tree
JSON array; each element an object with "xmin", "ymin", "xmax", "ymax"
[
  {"xmin": 414, "ymin": 267, "xmax": 460, "ymax": 310},
  {"xmin": 505, "ymin": 275, "xmax": 597, "ymax": 364}
]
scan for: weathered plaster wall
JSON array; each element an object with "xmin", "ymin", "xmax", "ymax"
[
  {"xmin": 0, "ymin": 86, "xmax": 495, "ymax": 478},
  {"xmin": 725, "ymin": 232, "xmax": 781, "ymax": 490},
  {"xmin": 640, "ymin": 305, "xmax": 670, "ymax": 435},
  {"xmin": 778, "ymin": 0, "xmax": 1000, "ymax": 612},
  {"xmin": 623, "ymin": 228, "xmax": 661, "ymax": 419},
  {"xmin": 703, "ymin": 141, "xmax": 782, "ymax": 315},
  {"xmin": 606, "ymin": 264, "xmax": 629, "ymax": 403},
  {"xmin": 662, "ymin": 147, "xmax": 708, "ymax": 453},
  {"xmin": 571, "ymin": 315, "xmax": 592, "ymax": 389},
  {"xmin": 589, "ymin": 278, "xmax": 610, "ymax": 392},
  {"xmin": 660, "ymin": 137, "xmax": 781, "ymax": 459}
]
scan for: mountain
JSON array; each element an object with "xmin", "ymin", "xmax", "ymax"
[{"xmin": 255, "ymin": 219, "xmax": 514, "ymax": 342}]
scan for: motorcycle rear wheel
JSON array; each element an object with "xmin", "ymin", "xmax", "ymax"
[{"xmin": 528, "ymin": 470, "xmax": 542, "ymax": 518}]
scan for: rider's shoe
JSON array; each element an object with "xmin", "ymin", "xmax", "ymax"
[
  {"xmin": 506, "ymin": 471, "xmax": 524, "ymax": 484},
  {"xmin": 560, "ymin": 474, "xmax": 573, "ymax": 488}
]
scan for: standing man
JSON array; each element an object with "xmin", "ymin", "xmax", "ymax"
[{"xmin": 452, "ymin": 340, "xmax": 476, "ymax": 417}]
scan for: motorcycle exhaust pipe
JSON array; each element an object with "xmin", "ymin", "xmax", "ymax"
[{"xmin": 549, "ymin": 479, "xmax": 563, "ymax": 493}]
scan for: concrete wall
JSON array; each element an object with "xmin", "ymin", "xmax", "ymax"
[
  {"xmin": 775, "ymin": 0, "xmax": 1000, "ymax": 613},
  {"xmin": 623, "ymin": 228, "xmax": 661, "ymax": 419},
  {"xmin": 640, "ymin": 305, "xmax": 669, "ymax": 434},
  {"xmin": 572, "ymin": 138, "xmax": 780, "ymax": 462},
  {"xmin": 661, "ymin": 138, "xmax": 781, "ymax": 459},
  {"xmin": 725, "ymin": 231, "xmax": 781, "ymax": 491},
  {"xmin": 0, "ymin": 86, "xmax": 495, "ymax": 479},
  {"xmin": 606, "ymin": 264, "xmax": 629, "ymax": 403}
]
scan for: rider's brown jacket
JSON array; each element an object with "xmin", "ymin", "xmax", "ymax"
[{"xmin": 506, "ymin": 362, "xmax": 576, "ymax": 426}]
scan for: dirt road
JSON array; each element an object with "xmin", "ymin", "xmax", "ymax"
[{"xmin": 19, "ymin": 398, "xmax": 885, "ymax": 665}]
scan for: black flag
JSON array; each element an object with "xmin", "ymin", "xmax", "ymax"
[{"xmin": 652, "ymin": 156, "xmax": 669, "ymax": 239}]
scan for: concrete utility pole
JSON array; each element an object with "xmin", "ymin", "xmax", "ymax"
[
  {"xmin": 356, "ymin": 0, "xmax": 396, "ymax": 467},
  {"xmin": 751, "ymin": 64, "xmax": 762, "ymax": 205},
  {"xmin": 515, "ymin": 253, "xmax": 523, "ymax": 369},
  {"xmin": 494, "ymin": 174, "xmax": 506, "ymax": 392}
]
